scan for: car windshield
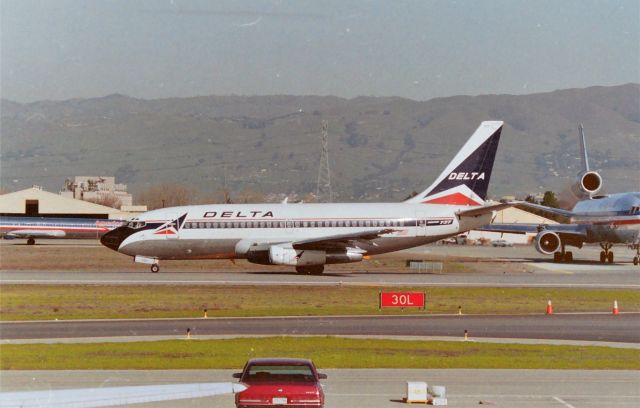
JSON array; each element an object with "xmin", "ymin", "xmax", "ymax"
[{"xmin": 244, "ymin": 364, "xmax": 315, "ymax": 383}]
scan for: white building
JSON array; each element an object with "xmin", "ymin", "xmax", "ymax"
[{"xmin": 60, "ymin": 176, "xmax": 137, "ymax": 210}]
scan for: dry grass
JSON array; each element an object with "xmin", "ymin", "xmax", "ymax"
[
  {"xmin": 2, "ymin": 284, "xmax": 639, "ymax": 320},
  {"xmin": 3, "ymin": 337, "xmax": 639, "ymax": 370}
]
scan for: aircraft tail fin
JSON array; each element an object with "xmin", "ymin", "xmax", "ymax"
[
  {"xmin": 578, "ymin": 123, "xmax": 590, "ymax": 172},
  {"xmin": 405, "ymin": 121, "xmax": 503, "ymax": 205}
]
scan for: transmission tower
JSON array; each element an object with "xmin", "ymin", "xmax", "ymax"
[{"xmin": 316, "ymin": 120, "xmax": 333, "ymax": 202}]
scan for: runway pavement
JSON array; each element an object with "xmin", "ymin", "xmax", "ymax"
[
  {"xmin": 3, "ymin": 314, "xmax": 639, "ymax": 343},
  {"xmin": 2, "ymin": 267, "xmax": 639, "ymax": 288},
  {"xmin": 2, "ymin": 369, "xmax": 639, "ymax": 407},
  {"xmin": 2, "ymin": 242, "xmax": 639, "ymax": 288}
]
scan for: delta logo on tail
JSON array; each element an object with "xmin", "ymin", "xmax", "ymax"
[
  {"xmin": 406, "ymin": 121, "xmax": 503, "ymax": 206},
  {"xmin": 154, "ymin": 214, "xmax": 187, "ymax": 235}
]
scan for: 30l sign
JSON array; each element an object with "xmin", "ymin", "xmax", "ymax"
[{"xmin": 379, "ymin": 292, "xmax": 426, "ymax": 309}]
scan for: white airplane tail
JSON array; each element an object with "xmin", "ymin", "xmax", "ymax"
[{"xmin": 405, "ymin": 121, "xmax": 503, "ymax": 205}]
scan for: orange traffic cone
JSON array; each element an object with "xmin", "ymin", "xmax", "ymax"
[
  {"xmin": 546, "ymin": 300, "xmax": 553, "ymax": 315},
  {"xmin": 613, "ymin": 300, "xmax": 619, "ymax": 315}
]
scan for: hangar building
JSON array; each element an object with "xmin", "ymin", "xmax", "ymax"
[{"xmin": 0, "ymin": 186, "xmax": 140, "ymax": 220}]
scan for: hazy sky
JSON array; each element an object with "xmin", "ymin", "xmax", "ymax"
[{"xmin": 2, "ymin": 0, "xmax": 639, "ymax": 102}]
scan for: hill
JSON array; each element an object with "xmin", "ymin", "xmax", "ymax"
[{"xmin": 1, "ymin": 84, "xmax": 638, "ymax": 202}]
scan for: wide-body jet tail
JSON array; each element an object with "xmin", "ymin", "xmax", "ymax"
[{"xmin": 405, "ymin": 121, "xmax": 503, "ymax": 205}]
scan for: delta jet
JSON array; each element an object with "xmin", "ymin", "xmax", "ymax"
[
  {"xmin": 481, "ymin": 125, "xmax": 640, "ymax": 265},
  {"xmin": 101, "ymin": 121, "xmax": 512, "ymax": 273}
]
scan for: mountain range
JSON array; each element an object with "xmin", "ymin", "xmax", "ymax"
[{"xmin": 1, "ymin": 83, "xmax": 638, "ymax": 202}]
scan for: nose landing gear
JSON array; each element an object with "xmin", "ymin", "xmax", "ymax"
[
  {"xmin": 631, "ymin": 243, "xmax": 639, "ymax": 266},
  {"xmin": 151, "ymin": 264, "xmax": 160, "ymax": 273}
]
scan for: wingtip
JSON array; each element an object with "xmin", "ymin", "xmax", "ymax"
[{"xmin": 481, "ymin": 120, "xmax": 504, "ymax": 129}]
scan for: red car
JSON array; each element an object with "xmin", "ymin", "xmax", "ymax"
[{"xmin": 233, "ymin": 358, "xmax": 327, "ymax": 407}]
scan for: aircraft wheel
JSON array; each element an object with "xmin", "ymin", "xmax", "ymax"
[
  {"xmin": 633, "ymin": 256, "xmax": 639, "ymax": 266},
  {"xmin": 309, "ymin": 265, "xmax": 324, "ymax": 275},
  {"xmin": 27, "ymin": 238, "xmax": 35, "ymax": 245},
  {"xmin": 553, "ymin": 252, "xmax": 562, "ymax": 263},
  {"xmin": 295, "ymin": 266, "xmax": 310, "ymax": 275},
  {"xmin": 607, "ymin": 252, "xmax": 614, "ymax": 264},
  {"xmin": 151, "ymin": 264, "xmax": 160, "ymax": 273},
  {"xmin": 564, "ymin": 251, "xmax": 573, "ymax": 262},
  {"xmin": 600, "ymin": 251, "xmax": 606, "ymax": 263},
  {"xmin": 296, "ymin": 265, "xmax": 324, "ymax": 275}
]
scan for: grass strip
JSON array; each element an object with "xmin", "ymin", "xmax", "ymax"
[
  {"xmin": 2, "ymin": 285, "xmax": 639, "ymax": 321},
  {"xmin": 2, "ymin": 337, "xmax": 638, "ymax": 370}
]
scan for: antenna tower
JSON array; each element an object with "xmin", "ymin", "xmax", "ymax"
[{"xmin": 316, "ymin": 120, "xmax": 333, "ymax": 201}]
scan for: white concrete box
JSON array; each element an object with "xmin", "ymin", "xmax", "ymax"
[
  {"xmin": 430, "ymin": 397, "xmax": 448, "ymax": 405},
  {"xmin": 406, "ymin": 381, "xmax": 428, "ymax": 403}
]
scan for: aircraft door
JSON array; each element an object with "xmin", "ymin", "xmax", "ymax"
[{"xmin": 416, "ymin": 212, "xmax": 428, "ymax": 237}]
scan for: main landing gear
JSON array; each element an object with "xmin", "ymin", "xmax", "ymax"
[
  {"xmin": 295, "ymin": 265, "xmax": 324, "ymax": 275},
  {"xmin": 631, "ymin": 243, "xmax": 640, "ymax": 266},
  {"xmin": 552, "ymin": 244, "xmax": 573, "ymax": 263},
  {"xmin": 27, "ymin": 238, "xmax": 35, "ymax": 245},
  {"xmin": 599, "ymin": 242, "xmax": 614, "ymax": 264}
]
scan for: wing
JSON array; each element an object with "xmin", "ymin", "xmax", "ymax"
[
  {"xmin": 514, "ymin": 202, "xmax": 575, "ymax": 223},
  {"xmin": 478, "ymin": 223, "xmax": 540, "ymax": 235},
  {"xmin": 480, "ymin": 223, "xmax": 588, "ymax": 240},
  {"xmin": 293, "ymin": 228, "xmax": 396, "ymax": 250},
  {"xmin": 0, "ymin": 382, "xmax": 247, "ymax": 408}
]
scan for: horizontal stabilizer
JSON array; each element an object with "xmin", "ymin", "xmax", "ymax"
[{"xmin": 456, "ymin": 201, "xmax": 518, "ymax": 218}]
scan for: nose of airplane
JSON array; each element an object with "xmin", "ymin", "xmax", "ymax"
[{"xmin": 100, "ymin": 226, "xmax": 135, "ymax": 252}]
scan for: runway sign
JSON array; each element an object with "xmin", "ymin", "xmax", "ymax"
[{"xmin": 379, "ymin": 291, "xmax": 425, "ymax": 309}]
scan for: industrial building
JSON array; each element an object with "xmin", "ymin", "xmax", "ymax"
[{"xmin": 59, "ymin": 176, "xmax": 144, "ymax": 213}]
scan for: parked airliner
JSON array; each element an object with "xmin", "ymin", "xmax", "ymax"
[
  {"xmin": 0, "ymin": 216, "xmax": 124, "ymax": 245},
  {"xmin": 481, "ymin": 125, "xmax": 640, "ymax": 265},
  {"xmin": 101, "ymin": 121, "xmax": 512, "ymax": 273}
]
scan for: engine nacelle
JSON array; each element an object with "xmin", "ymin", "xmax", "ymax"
[
  {"xmin": 269, "ymin": 246, "xmax": 326, "ymax": 266},
  {"xmin": 559, "ymin": 171, "xmax": 603, "ymax": 209},
  {"xmin": 572, "ymin": 171, "xmax": 602, "ymax": 198},
  {"xmin": 326, "ymin": 251, "xmax": 363, "ymax": 264},
  {"xmin": 534, "ymin": 231, "xmax": 562, "ymax": 255}
]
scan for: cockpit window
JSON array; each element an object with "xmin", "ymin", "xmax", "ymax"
[
  {"xmin": 631, "ymin": 206, "xmax": 640, "ymax": 215},
  {"xmin": 127, "ymin": 221, "xmax": 146, "ymax": 229}
]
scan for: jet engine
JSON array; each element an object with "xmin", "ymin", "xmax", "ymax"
[
  {"xmin": 268, "ymin": 246, "xmax": 326, "ymax": 266},
  {"xmin": 559, "ymin": 171, "xmax": 603, "ymax": 209},
  {"xmin": 245, "ymin": 245, "xmax": 363, "ymax": 266},
  {"xmin": 534, "ymin": 231, "xmax": 562, "ymax": 255}
]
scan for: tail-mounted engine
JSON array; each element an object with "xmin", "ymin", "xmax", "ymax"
[
  {"xmin": 559, "ymin": 171, "xmax": 603, "ymax": 209},
  {"xmin": 534, "ymin": 231, "xmax": 561, "ymax": 255}
]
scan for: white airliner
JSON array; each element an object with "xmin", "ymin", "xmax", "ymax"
[{"xmin": 102, "ymin": 121, "xmax": 511, "ymax": 273}]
